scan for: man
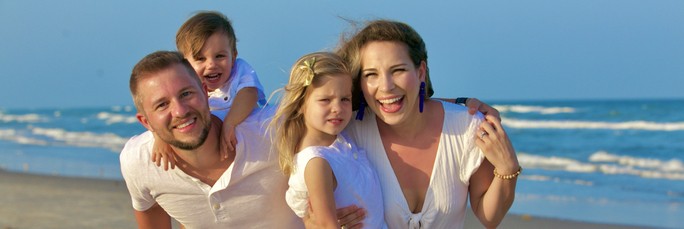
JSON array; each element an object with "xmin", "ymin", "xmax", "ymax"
[{"xmin": 120, "ymin": 51, "xmax": 301, "ymax": 228}]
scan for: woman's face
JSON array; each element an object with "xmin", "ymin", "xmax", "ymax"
[{"xmin": 359, "ymin": 41, "xmax": 425, "ymax": 126}]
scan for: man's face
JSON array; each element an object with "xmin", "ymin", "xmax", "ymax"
[{"xmin": 135, "ymin": 63, "xmax": 212, "ymax": 150}]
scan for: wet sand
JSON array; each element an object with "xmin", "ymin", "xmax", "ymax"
[{"xmin": 0, "ymin": 170, "xmax": 651, "ymax": 229}]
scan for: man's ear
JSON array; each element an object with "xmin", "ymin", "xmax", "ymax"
[
  {"xmin": 202, "ymin": 83, "xmax": 209, "ymax": 96},
  {"xmin": 136, "ymin": 113, "xmax": 154, "ymax": 132}
]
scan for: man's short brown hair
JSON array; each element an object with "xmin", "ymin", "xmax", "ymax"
[{"xmin": 129, "ymin": 51, "xmax": 199, "ymax": 112}]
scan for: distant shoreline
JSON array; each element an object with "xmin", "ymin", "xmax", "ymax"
[
  {"xmin": 2, "ymin": 97, "xmax": 683, "ymax": 110},
  {"xmin": 0, "ymin": 170, "xmax": 655, "ymax": 229},
  {"xmin": 486, "ymin": 97, "xmax": 684, "ymax": 104}
]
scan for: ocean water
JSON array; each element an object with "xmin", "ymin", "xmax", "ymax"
[{"xmin": 1, "ymin": 99, "xmax": 682, "ymax": 228}]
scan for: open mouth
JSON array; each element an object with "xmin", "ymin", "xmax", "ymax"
[
  {"xmin": 203, "ymin": 73, "xmax": 222, "ymax": 82},
  {"xmin": 377, "ymin": 96, "xmax": 403, "ymax": 113},
  {"xmin": 174, "ymin": 118, "xmax": 196, "ymax": 131}
]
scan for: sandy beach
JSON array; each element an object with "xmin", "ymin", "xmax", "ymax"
[{"xmin": 0, "ymin": 170, "xmax": 653, "ymax": 229}]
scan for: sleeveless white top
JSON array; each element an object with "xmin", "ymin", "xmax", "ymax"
[
  {"xmin": 346, "ymin": 101, "xmax": 484, "ymax": 229},
  {"xmin": 286, "ymin": 133, "xmax": 387, "ymax": 228}
]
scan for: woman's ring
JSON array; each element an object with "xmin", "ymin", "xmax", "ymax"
[
  {"xmin": 480, "ymin": 131, "xmax": 488, "ymax": 139},
  {"xmin": 341, "ymin": 224, "xmax": 347, "ymax": 229}
]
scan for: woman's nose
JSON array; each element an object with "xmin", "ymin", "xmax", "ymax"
[{"xmin": 377, "ymin": 73, "xmax": 395, "ymax": 92}]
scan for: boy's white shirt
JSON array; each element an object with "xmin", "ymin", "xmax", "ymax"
[{"xmin": 207, "ymin": 57, "xmax": 267, "ymax": 119}]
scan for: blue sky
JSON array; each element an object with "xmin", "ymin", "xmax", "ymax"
[{"xmin": 1, "ymin": 0, "xmax": 682, "ymax": 109}]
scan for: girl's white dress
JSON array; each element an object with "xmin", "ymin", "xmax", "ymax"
[{"xmin": 285, "ymin": 133, "xmax": 387, "ymax": 228}]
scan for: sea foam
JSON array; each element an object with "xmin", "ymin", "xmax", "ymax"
[
  {"xmin": 519, "ymin": 151, "xmax": 684, "ymax": 180},
  {"xmin": 97, "ymin": 112, "xmax": 138, "ymax": 125},
  {"xmin": 0, "ymin": 112, "xmax": 45, "ymax": 123},
  {"xmin": 503, "ymin": 118, "xmax": 684, "ymax": 131},
  {"xmin": 589, "ymin": 151, "xmax": 684, "ymax": 172},
  {"xmin": 0, "ymin": 128, "xmax": 48, "ymax": 145},
  {"xmin": 494, "ymin": 105, "xmax": 576, "ymax": 114},
  {"xmin": 29, "ymin": 127, "xmax": 129, "ymax": 152}
]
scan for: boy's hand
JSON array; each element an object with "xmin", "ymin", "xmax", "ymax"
[
  {"xmin": 151, "ymin": 136, "xmax": 177, "ymax": 171},
  {"xmin": 221, "ymin": 122, "xmax": 237, "ymax": 159},
  {"xmin": 465, "ymin": 98, "xmax": 501, "ymax": 121}
]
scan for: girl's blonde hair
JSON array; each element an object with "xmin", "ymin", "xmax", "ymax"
[{"xmin": 269, "ymin": 52, "xmax": 350, "ymax": 175}]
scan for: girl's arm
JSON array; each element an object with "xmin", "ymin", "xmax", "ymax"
[{"xmin": 304, "ymin": 158, "xmax": 339, "ymax": 229}]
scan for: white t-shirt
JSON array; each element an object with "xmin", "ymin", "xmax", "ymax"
[
  {"xmin": 285, "ymin": 133, "xmax": 386, "ymax": 228},
  {"xmin": 207, "ymin": 57, "xmax": 267, "ymax": 119},
  {"xmin": 345, "ymin": 101, "xmax": 484, "ymax": 229},
  {"xmin": 120, "ymin": 106, "xmax": 302, "ymax": 229}
]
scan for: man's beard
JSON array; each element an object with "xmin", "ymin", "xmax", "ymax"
[
  {"xmin": 168, "ymin": 126, "xmax": 210, "ymax": 150},
  {"xmin": 164, "ymin": 119, "xmax": 211, "ymax": 150}
]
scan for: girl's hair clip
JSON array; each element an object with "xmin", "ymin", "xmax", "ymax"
[{"xmin": 299, "ymin": 57, "xmax": 316, "ymax": 86}]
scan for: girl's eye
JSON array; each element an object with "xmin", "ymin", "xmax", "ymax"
[
  {"xmin": 195, "ymin": 57, "xmax": 206, "ymax": 62},
  {"xmin": 342, "ymin": 97, "xmax": 351, "ymax": 102},
  {"xmin": 363, "ymin": 73, "xmax": 376, "ymax": 78},
  {"xmin": 216, "ymin": 54, "xmax": 226, "ymax": 58}
]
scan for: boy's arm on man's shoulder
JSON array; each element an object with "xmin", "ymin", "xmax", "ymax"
[
  {"xmin": 134, "ymin": 203, "xmax": 173, "ymax": 229},
  {"xmin": 224, "ymin": 87, "xmax": 259, "ymax": 126},
  {"xmin": 221, "ymin": 87, "xmax": 259, "ymax": 152}
]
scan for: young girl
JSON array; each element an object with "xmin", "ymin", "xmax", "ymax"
[{"xmin": 269, "ymin": 52, "xmax": 386, "ymax": 229}]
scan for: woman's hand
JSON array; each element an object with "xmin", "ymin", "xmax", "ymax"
[{"xmin": 475, "ymin": 114, "xmax": 519, "ymax": 174}]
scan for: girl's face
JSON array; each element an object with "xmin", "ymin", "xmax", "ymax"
[
  {"xmin": 301, "ymin": 74, "xmax": 353, "ymax": 145},
  {"xmin": 359, "ymin": 41, "xmax": 425, "ymax": 126},
  {"xmin": 185, "ymin": 32, "xmax": 236, "ymax": 92}
]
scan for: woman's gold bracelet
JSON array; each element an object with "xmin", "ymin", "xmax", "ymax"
[{"xmin": 493, "ymin": 166, "xmax": 522, "ymax": 180}]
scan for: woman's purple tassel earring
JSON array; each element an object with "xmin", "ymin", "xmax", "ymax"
[
  {"xmin": 419, "ymin": 81, "xmax": 425, "ymax": 113},
  {"xmin": 356, "ymin": 100, "xmax": 366, "ymax": 120}
]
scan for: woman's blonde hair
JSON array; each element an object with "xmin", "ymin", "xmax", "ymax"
[{"xmin": 269, "ymin": 52, "xmax": 350, "ymax": 175}]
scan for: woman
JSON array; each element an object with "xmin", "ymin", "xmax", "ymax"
[{"xmin": 335, "ymin": 20, "xmax": 520, "ymax": 228}]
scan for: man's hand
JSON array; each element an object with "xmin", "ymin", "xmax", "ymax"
[
  {"xmin": 303, "ymin": 203, "xmax": 366, "ymax": 229},
  {"xmin": 465, "ymin": 98, "xmax": 501, "ymax": 121},
  {"xmin": 336, "ymin": 205, "xmax": 366, "ymax": 229}
]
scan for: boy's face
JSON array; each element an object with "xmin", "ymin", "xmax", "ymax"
[{"xmin": 185, "ymin": 32, "xmax": 237, "ymax": 91}]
